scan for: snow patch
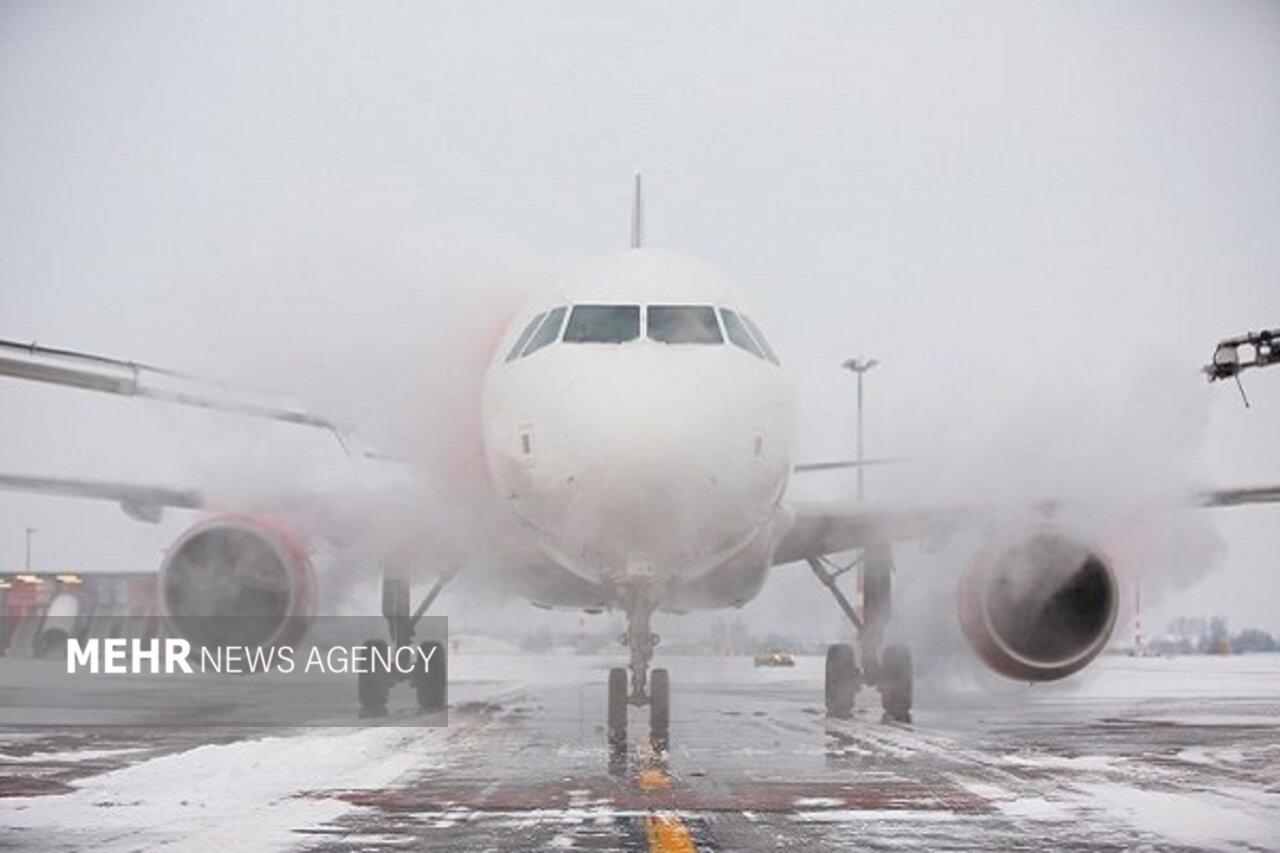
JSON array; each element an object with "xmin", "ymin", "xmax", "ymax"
[
  {"xmin": 793, "ymin": 796, "xmax": 843, "ymax": 808},
  {"xmin": 1071, "ymin": 783, "xmax": 1278, "ymax": 851},
  {"xmin": 792, "ymin": 809, "xmax": 964, "ymax": 823},
  {"xmin": 2, "ymin": 747, "xmax": 147, "ymax": 765},
  {"xmin": 3, "ymin": 726, "xmax": 442, "ymax": 851}
]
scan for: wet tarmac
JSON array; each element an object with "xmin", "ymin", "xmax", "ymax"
[{"xmin": 2, "ymin": 652, "xmax": 1278, "ymax": 851}]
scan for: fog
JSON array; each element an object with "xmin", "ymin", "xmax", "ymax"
[{"xmin": 2, "ymin": 1, "xmax": 1278, "ymax": 664}]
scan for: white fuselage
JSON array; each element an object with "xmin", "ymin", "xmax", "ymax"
[{"xmin": 481, "ymin": 250, "xmax": 794, "ymax": 612}]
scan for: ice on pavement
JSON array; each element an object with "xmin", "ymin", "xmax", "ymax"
[
  {"xmin": 1, "ymin": 653, "xmax": 1277, "ymax": 851},
  {"xmin": 3, "ymin": 726, "xmax": 439, "ymax": 852},
  {"xmin": 1069, "ymin": 783, "xmax": 1277, "ymax": 851}
]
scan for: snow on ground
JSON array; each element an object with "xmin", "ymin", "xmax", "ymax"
[
  {"xmin": 2, "ymin": 652, "xmax": 1277, "ymax": 850},
  {"xmin": 0, "ymin": 650, "xmax": 541, "ymax": 851},
  {"xmin": 2, "ymin": 726, "xmax": 441, "ymax": 852},
  {"xmin": 1069, "ymin": 782, "xmax": 1278, "ymax": 851},
  {"xmin": 1, "ymin": 747, "xmax": 149, "ymax": 765},
  {"xmin": 1027, "ymin": 653, "xmax": 1280, "ymax": 702},
  {"xmin": 994, "ymin": 752, "xmax": 1116, "ymax": 773}
]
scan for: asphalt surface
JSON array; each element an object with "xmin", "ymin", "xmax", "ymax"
[{"xmin": 2, "ymin": 652, "xmax": 1278, "ymax": 851}]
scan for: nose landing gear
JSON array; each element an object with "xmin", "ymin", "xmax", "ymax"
[
  {"xmin": 607, "ymin": 594, "xmax": 670, "ymax": 753},
  {"xmin": 621, "ymin": 597, "xmax": 658, "ymax": 705}
]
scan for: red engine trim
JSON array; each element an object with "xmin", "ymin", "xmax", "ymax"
[
  {"xmin": 957, "ymin": 529, "xmax": 1118, "ymax": 682},
  {"xmin": 159, "ymin": 515, "xmax": 316, "ymax": 648}
]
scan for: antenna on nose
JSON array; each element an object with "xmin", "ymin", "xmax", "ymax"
[{"xmin": 630, "ymin": 172, "xmax": 643, "ymax": 249}]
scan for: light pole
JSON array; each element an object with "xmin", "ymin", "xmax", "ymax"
[
  {"xmin": 840, "ymin": 358, "xmax": 879, "ymax": 500},
  {"xmin": 24, "ymin": 527, "xmax": 36, "ymax": 572}
]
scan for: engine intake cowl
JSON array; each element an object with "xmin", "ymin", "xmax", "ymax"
[
  {"xmin": 958, "ymin": 529, "xmax": 1118, "ymax": 682},
  {"xmin": 159, "ymin": 517, "xmax": 316, "ymax": 650}
]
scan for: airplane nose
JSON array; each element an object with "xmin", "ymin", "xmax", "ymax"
[
  {"xmin": 556, "ymin": 367, "xmax": 744, "ymax": 575},
  {"xmin": 581, "ymin": 371, "xmax": 730, "ymax": 494}
]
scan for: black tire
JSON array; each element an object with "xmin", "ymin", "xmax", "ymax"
[
  {"xmin": 825, "ymin": 643, "xmax": 857, "ymax": 718},
  {"xmin": 880, "ymin": 644, "xmax": 913, "ymax": 723},
  {"xmin": 357, "ymin": 639, "xmax": 390, "ymax": 718},
  {"xmin": 413, "ymin": 640, "xmax": 447, "ymax": 712},
  {"xmin": 33, "ymin": 629, "xmax": 69, "ymax": 659},
  {"xmin": 607, "ymin": 667, "xmax": 628, "ymax": 751},
  {"xmin": 649, "ymin": 668, "xmax": 670, "ymax": 752}
]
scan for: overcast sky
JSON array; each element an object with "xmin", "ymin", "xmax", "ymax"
[{"xmin": 2, "ymin": 2, "xmax": 1278, "ymax": 643}]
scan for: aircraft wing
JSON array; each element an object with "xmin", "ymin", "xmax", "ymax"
[
  {"xmin": 1195, "ymin": 485, "xmax": 1280, "ymax": 507},
  {"xmin": 772, "ymin": 485, "xmax": 1280, "ymax": 567},
  {"xmin": 0, "ymin": 473, "xmax": 202, "ymax": 509},
  {"xmin": 771, "ymin": 502, "xmax": 971, "ymax": 566},
  {"xmin": 792, "ymin": 458, "xmax": 905, "ymax": 474},
  {"xmin": 0, "ymin": 338, "xmax": 353, "ymax": 449},
  {"xmin": 0, "ymin": 473, "xmax": 204, "ymax": 523},
  {"xmin": 0, "ymin": 338, "xmax": 384, "ymax": 524}
]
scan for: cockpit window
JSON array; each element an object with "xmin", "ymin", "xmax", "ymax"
[
  {"xmin": 522, "ymin": 306, "xmax": 566, "ymax": 357},
  {"xmin": 740, "ymin": 314, "xmax": 780, "ymax": 365},
  {"xmin": 505, "ymin": 311, "xmax": 546, "ymax": 362},
  {"xmin": 719, "ymin": 308, "xmax": 766, "ymax": 359},
  {"xmin": 563, "ymin": 305, "xmax": 641, "ymax": 343},
  {"xmin": 647, "ymin": 305, "xmax": 724, "ymax": 344}
]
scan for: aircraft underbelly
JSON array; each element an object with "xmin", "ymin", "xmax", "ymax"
[{"xmin": 512, "ymin": 518, "xmax": 774, "ymax": 613}]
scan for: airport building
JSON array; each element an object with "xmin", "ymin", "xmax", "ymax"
[{"xmin": 0, "ymin": 572, "xmax": 159, "ymax": 658}]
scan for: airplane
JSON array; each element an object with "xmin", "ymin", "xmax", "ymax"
[{"xmin": 3, "ymin": 176, "xmax": 1278, "ymax": 750}]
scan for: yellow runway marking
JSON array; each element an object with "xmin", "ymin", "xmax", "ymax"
[
  {"xmin": 646, "ymin": 814, "xmax": 696, "ymax": 853},
  {"xmin": 637, "ymin": 766, "xmax": 695, "ymax": 851},
  {"xmin": 637, "ymin": 767, "xmax": 671, "ymax": 791}
]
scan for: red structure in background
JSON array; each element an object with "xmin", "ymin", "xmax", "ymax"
[{"xmin": 0, "ymin": 572, "xmax": 159, "ymax": 657}]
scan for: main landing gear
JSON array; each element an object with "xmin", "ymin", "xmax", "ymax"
[
  {"xmin": 607, "ymin": 593, "xmax": 669, "ymax": 753},
  {"xmin": 809, "ymin": 543, "xmax": 913, "ymax": 723},
  {"xmin": 358, "ymin": 569, "xmax": 455, "ymax": 719}
]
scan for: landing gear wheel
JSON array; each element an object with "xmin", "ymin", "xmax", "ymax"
[
  {"xmin": 33, "ymin": 629, "xmax": 69, "ymax": 660},
  {"xmin": 413, "ymin": 640, "xmax": 447, "ymax": 712},
  {"xmin": 357, "ymin": 639, "xmax": 390, "ymax": 719},
  {"xmin": 879, "ymin": 644, "xmax": 913, "ymax": 723},
  {"xmin": 649, "ymin": 668, "xmax": 670, "ymax": 752},
  {"xmin": 825, "ymin": 643, "xmax": 858, "ymax": 719},
  {"xmin": 607, "ymin": 667, "xmax": 628, "ymax": 751}
]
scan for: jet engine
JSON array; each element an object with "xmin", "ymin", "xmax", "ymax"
[
  {"xmin": 958, "ymin": 529, "xmax": 1118, "ymax": 681},
  {"xmin": 159, "ymin": 517, "xmax": 316, "ymax": 649}
]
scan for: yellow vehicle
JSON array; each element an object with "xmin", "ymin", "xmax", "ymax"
[{"xmin": 754, "ymin": 649, "xmax": 795, "ymax": 667}]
